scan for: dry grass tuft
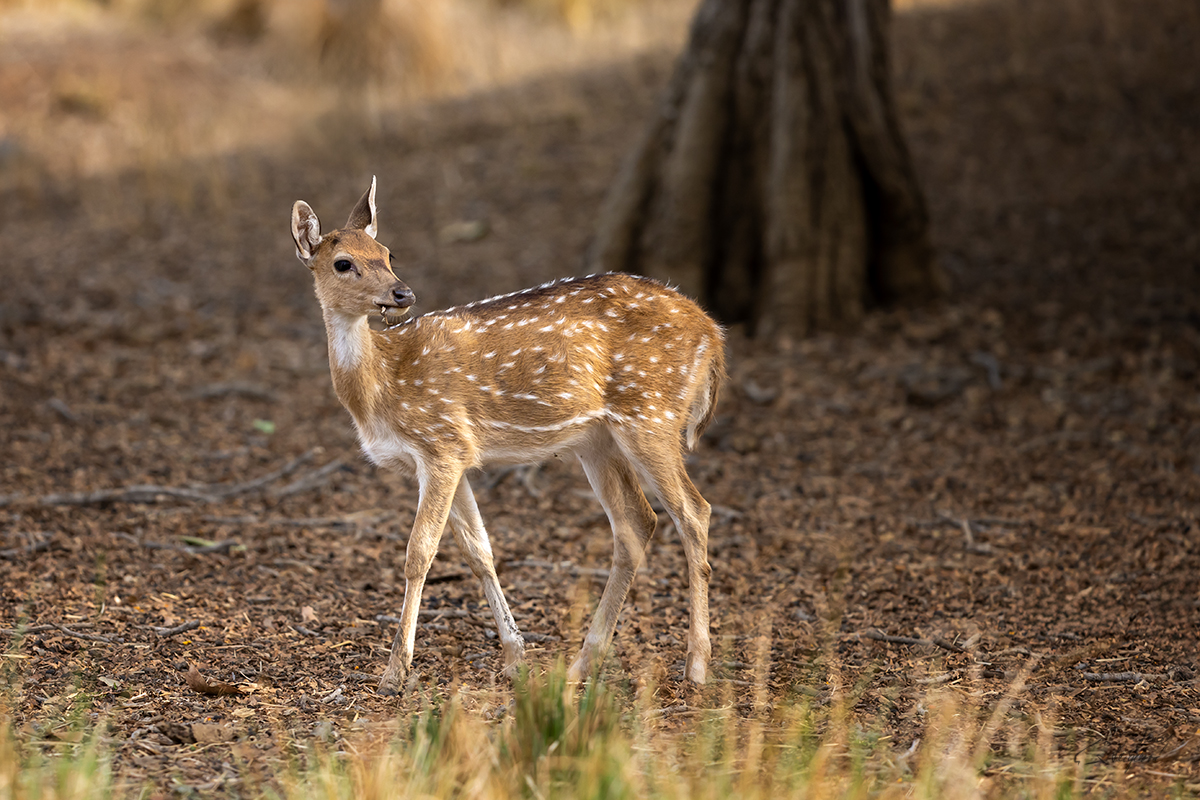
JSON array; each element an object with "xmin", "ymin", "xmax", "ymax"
[
  {"xmin": 313, "ymin": 0, "xmax": 456, "ymax": 93},
  {"xmin": 0, "ymin": 660, "xmax": 1134, "ymax": 799}
]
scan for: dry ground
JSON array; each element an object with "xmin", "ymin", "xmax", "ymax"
[{"xmin": 1, "ymin": 0, "xmax": 1198, "ymax": 793}]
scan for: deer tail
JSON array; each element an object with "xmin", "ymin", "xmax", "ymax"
[{"xmin": 685, "ymin": 334, "xmax": 726, "ymax": 451}]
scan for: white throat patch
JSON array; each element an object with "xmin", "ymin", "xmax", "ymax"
[{"xmin": 326, "ymin": 310, "xmax": 371, "ymax": 370}]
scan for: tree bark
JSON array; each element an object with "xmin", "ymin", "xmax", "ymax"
[{"xmin": 589, "ymin": 0, "xmax": 944, "ymax": 338}]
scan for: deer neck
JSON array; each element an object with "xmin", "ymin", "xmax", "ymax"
[{"xmin": 322, "ymin": 307, "xmax": 382, "ymax": 419}]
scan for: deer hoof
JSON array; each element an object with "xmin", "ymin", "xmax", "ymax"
[
  {"xmin": 566, "ymin": 655, "xmax": 589, "ymax": 684},
  {"xmin": 500, "ymin": 656, "xmax": 525, "ymax": 681},
  {"xmin": 685, "ymin": 652, "xmax": 708, "ymax": 684},
  {"xmin": 377, "ymin": 668, "xmax": 406, "ymax": 696}
]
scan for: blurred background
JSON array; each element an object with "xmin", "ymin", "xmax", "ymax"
[{"xmin": 1, "ymin": 0, "xmax": 1198, "ymax": 783}]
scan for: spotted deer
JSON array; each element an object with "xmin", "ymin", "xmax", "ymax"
[{"xmin": 291, "ymin": 178, "xmax": 726, "ymax": 695}]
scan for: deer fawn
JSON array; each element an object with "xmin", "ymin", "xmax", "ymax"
[{"xmin": 291, "ymin": 178, "xmax": 726, "ymax": 695}]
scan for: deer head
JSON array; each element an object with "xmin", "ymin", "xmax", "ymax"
[{"xmin": 291, "ymin": 176, "xmax": 415, "ymax": 324}]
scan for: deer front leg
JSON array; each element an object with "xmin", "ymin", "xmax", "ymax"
[
  {"xmin": 447, "ymin": 476, "xmax": 526, "ymax": 678},
  {"xmin": 378, "ymin": 467, "xmax": 461, "ymax": 696}
]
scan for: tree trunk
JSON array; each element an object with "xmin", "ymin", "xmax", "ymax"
[{"xmin": 588, "ymin": 0, "xmax": 944, "ymax": 338}]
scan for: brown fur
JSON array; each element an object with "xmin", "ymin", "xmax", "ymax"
[{"xmin": 292, "ymin": 178, "xmax": 726, "ymax": 694}]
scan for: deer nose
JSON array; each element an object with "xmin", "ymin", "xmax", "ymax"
[{"xmin": 392, "ymin": 286, "xmax": 415, "ymax": 308}]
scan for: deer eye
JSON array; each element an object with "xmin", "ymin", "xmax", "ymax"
[{"xmin": 334, "ymin": 259, "xmax": 354, "ymax": 273}]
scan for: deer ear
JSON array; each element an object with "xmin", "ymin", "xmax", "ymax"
[
  {"xmin": 292, "ymin": 201, "xmax": 322, "ymax": 264},
  {"xmin": 345, "ymin": 175, "xmax": 378, "ymax": 239}
]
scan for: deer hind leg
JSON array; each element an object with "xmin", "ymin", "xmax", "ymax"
[
  {"xmin": 568, "ymin": 431, "xmax": 658, "ymax": 682},
  {"xmin": 447, "ymin": 475, "xmax": 526, "ymax": 677},
  {"xmin": 378, "ymin": 467, "xmax": 460, "ymax": 696},
  {"xmin": 615, "ymin": 432, "xmax": 713, "ymax": 684}
]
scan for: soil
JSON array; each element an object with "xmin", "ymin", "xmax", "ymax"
[{"xmin": 1, "ymin": 0, "xmax": 1198, "ymax": 794}]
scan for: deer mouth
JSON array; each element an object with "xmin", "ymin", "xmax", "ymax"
[{"xmin": 378, "ymin": 304, "xmax": 411, "ymax": 326}]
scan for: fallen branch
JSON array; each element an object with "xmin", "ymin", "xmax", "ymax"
[
  {"xmin": 910, "ymin": 514, "xmax": 1027, "ymax": 531},
  {"xmin": 506, "ymin": 558, "xmax": 610, "ymax": 579},
  {"xmin": 0, "ymin": 624, "xmax": 57, "ymax": 637},
  {"xmin": 53, "ymin": 624, "xmax": 123, "ymax": 645},
  {"xmin": 150, "ymin": 620, "xmax": 200, "ymax": 637},
  {"xmin": 215, "ymin": 449, "xmax": 320, "ymax": 500},
  {"xmin": 187, "ymin": 382, "xmax": 279, "ymax": 402},
  {"xmin": 1080, "ymin": 671, "xmax": 1168, "ymax": 683},
  {"xmin": 201, "ymin": 509, "xmax": 397, "ymax": 531},
  {"xmin": 859, "ymin": 629, "xmax": 966, "ymax": 653},
  {"xmin": 270, "ymin": 458, "xmax": 347, "ymax": 499},
  {"xmin": 915, "ymin": 672, "xmax": 960, "ymax": 685},
  {"xmin": 959, "ymin": 518, "xmax": 995, "ymax": 554},
  {"xmin": 114, "ymin": 532, "xmax": 240, "ymax": 556},
  {"xmin": 377, "ymin": 610, "xmax": 494, "ymax": 629},
  {"xmin": 0, "ymin": 537, "xmax": 52, "ymax": 559},
  {"xmin": 644, "ymin": 703, "xmax": 691, "ymax": 718},
  {"xmin": 2, "ymin": 449, "xmax": 324, "ymax": 508},
  {"xmin": 181, "ymin": 540, "xmax": 240, "ymax": 555},
  {"xmin": 37, "ymin": 485, "xmax": 214, "ymax": 506}
]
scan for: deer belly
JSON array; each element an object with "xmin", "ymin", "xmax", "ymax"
[
  {"xmin": 475, "ymin": 412, "xmax": 605, "ymax": 465},
  {"xmin": 358, "ymin": 428, "xmax": 420, "ymax": 472}
]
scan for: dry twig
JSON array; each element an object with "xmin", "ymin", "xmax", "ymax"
[
  {"xmin": 114, "ymin": 533, "xmax": 240, "ymax": 556},
  {"xmin": 1, "ymin": 449, "xmax": 326, "ymax": 508},
  {"xmin": 270, "ymin": 458, "xmax": 347, "ymax": 498},
  {"xmin": 187, "ymin": 381, "xmax": 279, "ymax": 402},
  {"xmin": 0, "ymin": 624, "xmax": 57, "ymax": 637},
  {"xmin": 859, "ymin": 629, "xmax": 966, "ymax": 653},
  {"xmin": 1080, "ymin": 671, "xmax": 1168, "ymax": 683},
  {"xmin": 0, "ymin": 536, "xmax": 52, "ymax": 559},
  {"xmin": 506, "ymin": 558, "xmax": 610, "ymax": 578},
  {"xmin": 52, "ymin": 624, "xmax": 123, "ymax": 645},
  {"xmin": 150, "ymin": 620, "xmax": 200, "ymax": 637}
]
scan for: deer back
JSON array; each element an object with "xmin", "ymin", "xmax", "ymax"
[{"xmin": 349, "ymin": 273, "xmax": 724, "ymax": 470}]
